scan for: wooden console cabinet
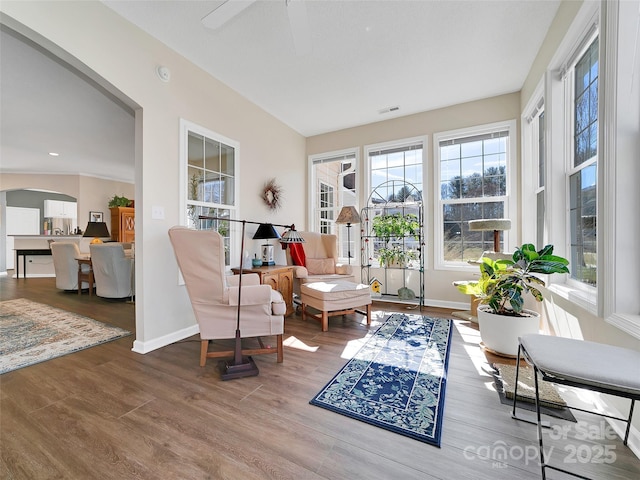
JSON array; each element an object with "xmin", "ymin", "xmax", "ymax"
[
  {"xmin": 231, "ymin": 265, "xmax": 294, "ymax": 316},
  {"xmin": 110, "ymin": 207, "xmax": 135, "ymax": 243}
]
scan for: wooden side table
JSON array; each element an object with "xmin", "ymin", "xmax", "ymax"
[
  {"xmin": 231, "ymin": 265, "xmax": 294, "ymax": 316},
  {"xmin": 76, "ymin": 257, "xmax": 94, "ymax": 296}
]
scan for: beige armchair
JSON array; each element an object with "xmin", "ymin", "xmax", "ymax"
[
  {"xmin": 90, "ymin": 243, "xmax": 134, "ymax": 299},
  {"xmin": 168, "ymin": 226, "xmax": 285, "ymax": 367},
  {"xmin": 50, "ymin": 242, "xmax": 90, "ymax": 291},
  {"xmin": 285, "ymin": 231, "xmax": 355, "ymax": 296}
]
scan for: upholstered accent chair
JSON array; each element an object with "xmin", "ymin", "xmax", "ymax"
[
  {"xmin": 89, "ymin": 243, "xmax": 134, "ymax": 299},
  {"xmin": 285, "ymin": 231, "xmax": 355, "ymax": 296},
  {"xmin": 50, "ymin": 242, "xmax": 90, "ymax": 291},
  {"xmin": 168, "ymin": 226, "xmax": 285, "ymax": 367}
]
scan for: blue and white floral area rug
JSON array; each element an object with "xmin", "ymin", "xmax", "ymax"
[
  {"xmin": 0, "ymin": 298, "xmax": 131, "ymax": 374},
  {"xmin": 310, "ymin": 313, "xmax": 453, "ymax": 447}
]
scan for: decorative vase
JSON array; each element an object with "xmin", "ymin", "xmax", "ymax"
[{"xmin": 477, "ymin": 305, "xmax": 540, "ymax": 357}]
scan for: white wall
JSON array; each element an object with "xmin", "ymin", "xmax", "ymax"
[{"xmin": 0, "ymin": 1, "xmax": 306, "ymax": 352}]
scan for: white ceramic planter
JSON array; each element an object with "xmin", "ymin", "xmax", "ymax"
[{"xmin": 477, "ymin": 305, "xmax": 540, "ymax": 357}]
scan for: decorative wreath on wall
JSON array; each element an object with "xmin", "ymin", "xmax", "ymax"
[{"xmin": 261, "ymin": 178, "xmax": 283, "ymax": 210}]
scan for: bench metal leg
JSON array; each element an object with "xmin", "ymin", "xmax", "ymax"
[{"xmin": 511, "ymin": 341, "xmax": 638, "ymax": 480}]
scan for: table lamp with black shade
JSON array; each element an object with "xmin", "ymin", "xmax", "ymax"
[
  {"xmin": 83, "ymin": 222, "xmax": 110, "ymax": 244},
  {"xmin": 335, "ymin": 206, "xmax": 361, "ymax": 264},
  {"xmin": 253, "ymin": 223, "xmax": 281, "ymax": 266}
]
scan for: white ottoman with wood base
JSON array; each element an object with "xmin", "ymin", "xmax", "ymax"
[{"xmin": 300, "ymin": 280, "xmax": 372, "ymax": 332}]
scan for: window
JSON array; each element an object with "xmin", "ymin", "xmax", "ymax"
[
  {"xmin": 181, "ymin": 120, "xmax": 238, "ymax": 266},
  {"xmin": 319, "ymin": 182, "xmax": 334, "ymax": 234},
  {"xmin": 434, "ymin": 122, "xmax": 515, "ymax": 267},
  {"xmin": 569, "ymin": 37, "xmax": 598, "ymax": 287},
  {"xmin": 536, "ymin": 111, "xmax": 546, "ymax": 249},
  {"xmin": 368, "ymin": 140, "xmax": 423, "ymax": 202},
  {"xmin": 310, "ymin": 149, "xmax": 358, "ymax": 259}
]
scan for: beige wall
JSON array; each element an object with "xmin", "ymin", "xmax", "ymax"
[
  {"xmin": 307, "ymin": 93, "xmax": 521, "ymax": 308},
  {"xmin": 0, "ymin": 1, "xmax": 306, "ymax": 351}
]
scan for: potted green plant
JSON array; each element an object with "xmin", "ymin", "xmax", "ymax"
[
  {"xmin": 108, "ymin": 195, "xmax": 132, "ymax": 208},
  {"xmin": 456, "ymin": 244, "xmax": 569, "ymax": 356},
  {"xmin": 378, "ymin": 246, "xmax": 417, "ymax": 268},
  {"xmin": 371, "ymin": 213, "xmax": 420, "ymax": 244}
]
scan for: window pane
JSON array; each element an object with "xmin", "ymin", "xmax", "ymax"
[
  {"xmin": 536, "ymin": 190, "xmax": 545, "ymax": 249},
  {"xmin": 368, "ymin": 145, "xmax": 423, "ymax": 200},
  {"xmin": 441, "ymin": 179, "xmax": 460, "ymax": 200},
  {"xmin": 220, "ymin": 175, "xmax": 235, "ymax": 205},
  {"xmin": 204, "ymin": 138, "xmax": 220, "ymax": 172},
  {"xmin": 220, "ymin": 144, "xmax": 234, "ymax": 176},
  {"xmin": 570, "ymin": 37, "xmax": 598, "ymax": 287},
  {"xmin": 187, "ymin": 166, "xmax": 203, "ymax": 202},
  {"xmin": 312, "ymin": 153, "xmax": 357, "ymax": 255},
  {"xmin": 574, "ymin": 38, "xmax": 598, "ymax": 168},
  {"xmin": 440, "ymin": 144, "xmax": 460, "ymax": 161},
  {"xmin": 441, "ymin": 201, "xmax": 505, "ymax": 261},
  {"xmin": 438, "ymin": 127, "xmax": 510, "ymax": 264},
  {"xmin": 188, "ymin": 133, "xmax": 204, "ymax": 168},
  {"xmin": 538, "ymin": 112, "xmax": 545, "ymax": 188},
  {"xmin": 569, "ymin": 165, "xmax": 597, "ymax": 286}
]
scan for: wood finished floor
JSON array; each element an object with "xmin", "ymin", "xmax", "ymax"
[{"xmin": 1, "ymin": 275, "xmax": 639, "ymax": 479}]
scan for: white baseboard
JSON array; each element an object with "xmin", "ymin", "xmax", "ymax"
[
  {"xmin": 424, "ymin": 298, "xmax": 469, "ymax": 311},
  {"xmin": 131, "ymin": 323, "xmax": 199, "ymax": 354},
  {"xmin": 12, "ymin": 273, "xmax": 55, "ymax": 278}
]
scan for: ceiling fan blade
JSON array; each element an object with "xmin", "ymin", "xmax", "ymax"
[
  {"xmin": 286, "ymin": 0, "xmax": 312, "ymax": 56},
  {"xmin": 201, "ymin": 0, "xmax": 257, "ymax": 30}
]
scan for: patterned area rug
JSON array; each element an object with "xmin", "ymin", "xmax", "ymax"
[
  {"xmin": 0, "ymin": 298, "xmax": 131, "ymax": 374},
  {"xmin": 310, "ymin": 313, "xmax": 452, "ymax": 447}
]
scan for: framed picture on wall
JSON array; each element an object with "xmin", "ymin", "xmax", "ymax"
[{"xmin": 90, "ymin": 211, "xmax": 103, "ymax": 222}]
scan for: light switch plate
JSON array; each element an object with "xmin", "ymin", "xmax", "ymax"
[{"xmin": 151, "ymin": 206, "xmax": 165, "ymax": 220}]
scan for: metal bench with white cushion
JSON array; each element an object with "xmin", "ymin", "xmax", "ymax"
[{"xmin": 513, "ymin": 334, "xmax": 640, "ymax": 480}]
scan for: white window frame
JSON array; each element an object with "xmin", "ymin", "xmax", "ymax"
[
  {"xmin": 521, "ymin": 79, "xmax": 546, "ymax": 248},
  {"xmin": 544, "ymin": 2, "xmax": 600, "ymax": 315},
  {"xmin": 179, "ymin": 119, "xmax": 240, "ymax": 270},
  {"xmin": 545, "ymin": 0, "xmax": 640, "ymax": 339},
  {"xmin": 318, "ymin": 181, "xmax": 335, "ymax": 234},
  {"xmin": 364, "ymin": 136, "xmax": 427, "ymax": 203},
  {"xmin": 308, "ymin": 148, "xmax": 359, "ymax": 262},
  {"xmin": 364, "ymin": 136, "xmax": 427, "ymax": 267},
  {"xmin": 433, "ymin": 120, "xmax": 517, "ymax": 271},
  {"xmin": 566, "ymin": 34, "xmax": 599, "ymax": 292}
]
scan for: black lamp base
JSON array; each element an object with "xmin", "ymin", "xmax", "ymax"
[{"xmin": 221, "ymin": 356, "xmax": 259, "ymax": 380}]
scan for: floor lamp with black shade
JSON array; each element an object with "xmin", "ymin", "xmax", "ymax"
[{"xmin": 198, "ymin": 215, "xmax": 303, "ymax": 380}]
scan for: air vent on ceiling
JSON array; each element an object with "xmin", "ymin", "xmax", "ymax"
[{"xmin": 378, "ymin": 106, "xmax": 400, "ymax": 115}]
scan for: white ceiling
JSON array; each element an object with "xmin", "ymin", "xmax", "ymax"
[
  {"xmin": 1, "ymin": 0, "xmax": 561, "ymax": 183},
  {"xmin": 0, "ymin": 27, "xmax": 136, "ymax": 183}
]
